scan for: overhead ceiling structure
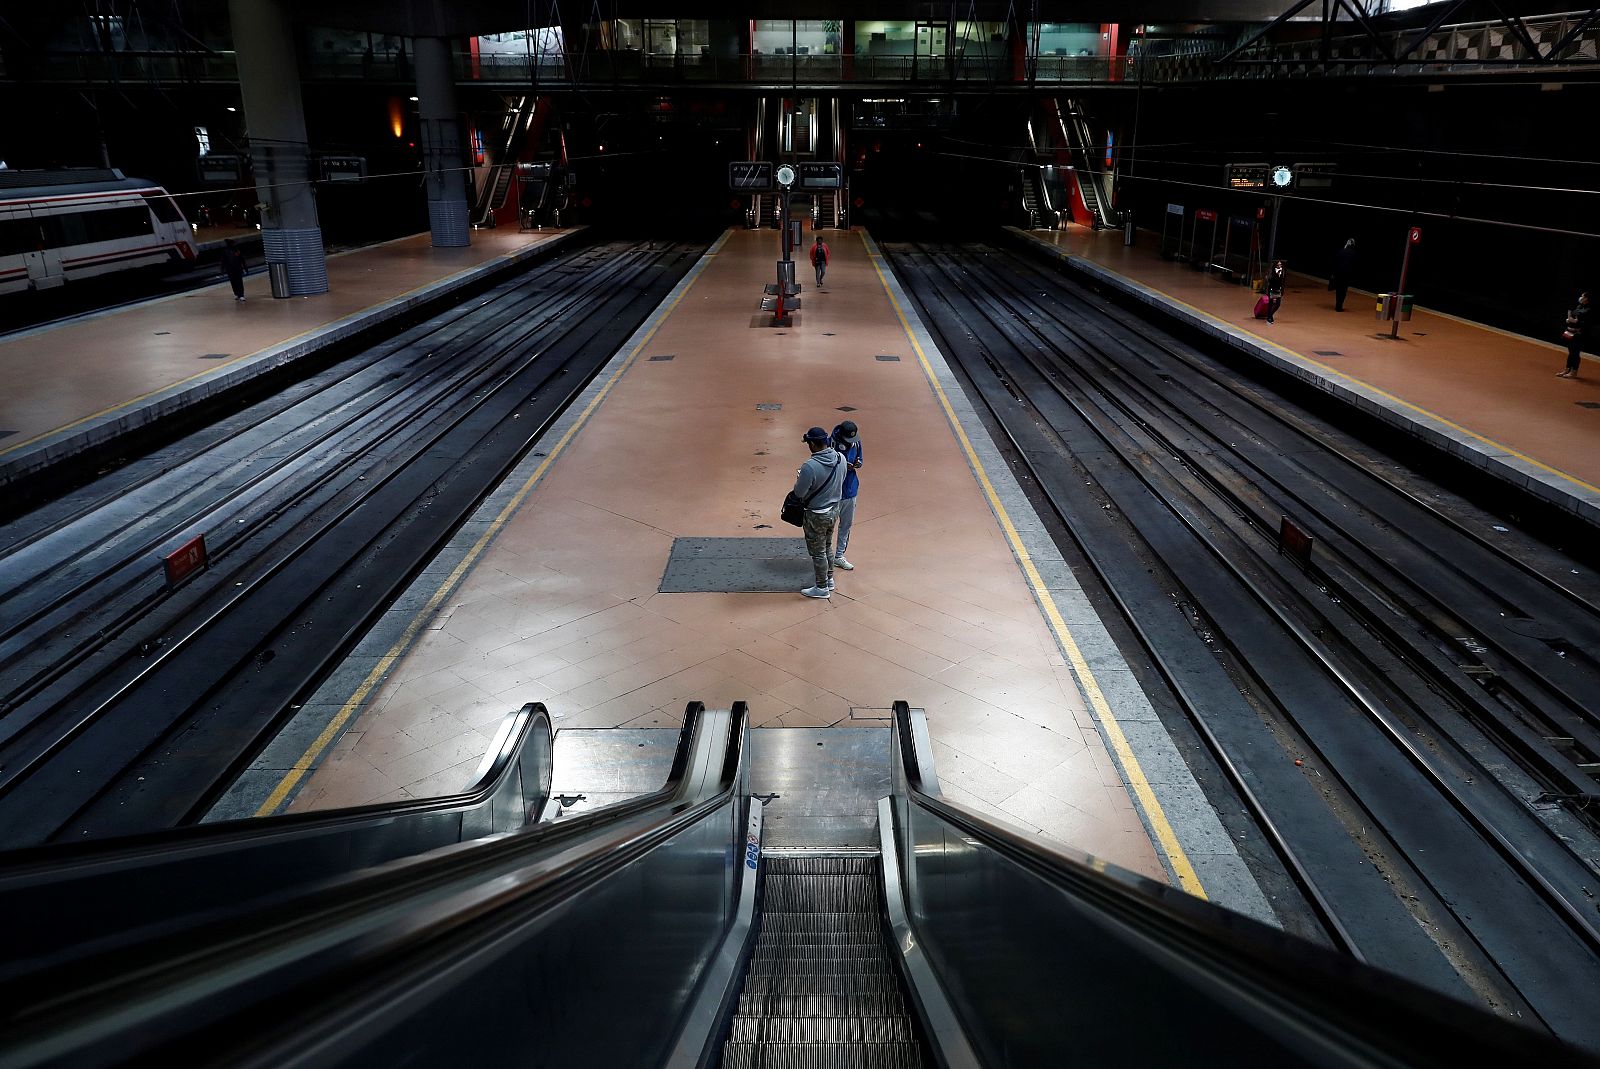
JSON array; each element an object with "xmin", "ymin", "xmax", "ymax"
[{"xmin": 283, "ymin": 0, "xmax": 1298, "ymax": 37}]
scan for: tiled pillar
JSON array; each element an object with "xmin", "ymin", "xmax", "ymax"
[
  {"xmin": 229, "ymin": 0, "xmax": 328, "ymax": 296},
  {"xmin": 414, "ymin": 36, "xmax": 472, "ymax": 248}
]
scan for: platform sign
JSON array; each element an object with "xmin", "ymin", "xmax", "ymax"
[
  {"xmin": 197, "ymin": 154, "xmax": 244, "ymax": 184},
  {"xmin": 162, "ymin": 534, "xmax": 209, "ymax": 588},
  {"xmin": 729, "ymin": 161, "xmax": 773, "ymax": 192},
  {"xmin": 1293, "ymin": 162, "xmax": 1336, "ymax": 189},
  {"xmin": 797, "ymin": 162, "xmax": 843, "ymax": 190},
  {"xmin": 1195, "ymin": 209, "xmax": 1217, "ymax": 222},
  {"xmin": 1225, "ymin": 162, "xmax": 1268, "ymax": 190},
  {"xmin": 317, "ymin": 156, "xmax": 367, "ymax": 183},
  {"xmin": 1166, "ymin": 203, "xmax": 1183, "ymax": 216}
]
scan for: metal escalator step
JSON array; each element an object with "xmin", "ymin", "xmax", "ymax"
[
  {"xmin": 759, "ymin": 912, "xmax": 878, "ymax": 933},
  {"xmin": 738, "ymin": 975, "xmax": 903, "ymax": 996},
  {"xmin": 732, "ymin": 992, "xmax": 908, "ymax": 1017},
  {"xmin": 756, "ymin": 931, "xmax": 880, "ymax": 947},
  {"xmin": 736, "ymin": 994, "xmax": 907, "ymax": 1019},
  {"xmin": 760, "ymin": 875, "xmax": 878, "ymax": 913},
  {"xmin": 762, "ymin": 856, "xmax": 877, "ymax": 876},
  {"xmin": 721, "ymin": 1041, "xmax": 923, "ymax": 1068},
  {"xmin": 746, "ymin": 949, "xmax": 891, "ymax": 965},
  {"xmin": 728, "ymin": 1015, "xmax": 918, "ymax": 1044}
]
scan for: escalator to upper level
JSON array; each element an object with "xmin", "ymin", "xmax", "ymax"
[{"xmin": 0, "ymin": 703, "xmax": 1593, "ymax": 1068}]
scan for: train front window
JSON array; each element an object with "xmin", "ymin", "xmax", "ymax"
[{"xmin": 143, "ymin": 194, "xmax": 185, "ymax": 224}]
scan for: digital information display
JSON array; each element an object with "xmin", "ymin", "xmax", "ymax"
[
  {"xmin": 318, "ymin": 156, "xmax": 368, "ymax": 183},
  {"xmin": 797, "ymin": 162, "xmax": 843, "ymax": 189},
  {"xmin": 729, "ymin": 161, "xmax": 773, "ymax": 191},
  {"xmin": 197, "ymin": 154, "xmax": 244, "ymax": 184}
]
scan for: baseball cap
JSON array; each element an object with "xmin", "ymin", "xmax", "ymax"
[
  {"xmin": 834, "ymin": 420, "xmax": 858, "ymax": 444},
  {"xmin": 803, "ymin": 426, "xmax": 830, "ymax": 443}
]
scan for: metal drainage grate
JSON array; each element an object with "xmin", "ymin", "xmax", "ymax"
[
  {"xmin": 1313, "ymin": 350, "xmax": 1341, "ymax": 356},
  {"xmin": 836, "ymin": 405, "xmax": 857, "ymax": 412},
  {"xmin": 198, "ymin": 353, "xmax": 231, "ymax": 360},
  {"xmin": 648, "ymin": 354, "xmax": 676, "ymax": 361},
  {"xmin": 756, "ymin": 403, "xmax": 782, "ymax": 411},
  {"xmin": 1577, "ymin": 402, "xmax": 1600, "ymax": 410},
  {"xmin": 659, "ymin": 537, "xmax": 815, "ymax": 593},
  {"xmin": 874, "ymin": 354, "xmax": 901, "ymax": 362}
]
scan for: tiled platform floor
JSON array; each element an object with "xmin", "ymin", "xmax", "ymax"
[
  {"xmin": 1025, "ymin": 225, "xmax": 1600, "ymax": 492},
  {"xmin": 285, "ymin": 226, "xmax": 1166, "ymax": 882},
  {"xmin": 0, "ymin": 227, "xmax": 572, "ymax": 459}
]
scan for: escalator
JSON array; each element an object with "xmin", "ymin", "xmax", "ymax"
[{"xmin": 0, "ymin": 703, "xmax": 1591, "ymax": 1068}]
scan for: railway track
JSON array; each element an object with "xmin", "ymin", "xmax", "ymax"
[
  {"xmin": 0, "ymin": 238, "xmax": 702, "ymax": 847},
  {"xmin": 883, "ymin": 239, "xmax": 1600, "ymax": 1046}
]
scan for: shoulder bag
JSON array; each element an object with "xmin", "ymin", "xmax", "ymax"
[{"xmin": 781, "ymin": 479, "xmax": 824, "ymax": 527}]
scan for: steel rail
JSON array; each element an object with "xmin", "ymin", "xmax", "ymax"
[{"xmin": 0, "ymin": 241, "xmax": 700, "ymax": 844}]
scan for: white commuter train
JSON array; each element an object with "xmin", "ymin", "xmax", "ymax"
[{"xmin": 0, "ymin": 168, "xmax": 195, "ymax": 295}]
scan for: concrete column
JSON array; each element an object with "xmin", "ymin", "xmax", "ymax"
[
  {"xmin": 414, "ymin": 36, "xmax": 471, "ymax": 247},
  {"xmin": 228, "ymin": 0, "xmax": 328, "ymax": 295}
]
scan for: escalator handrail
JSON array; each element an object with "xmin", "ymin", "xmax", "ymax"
[
  {"xmin": 0, "ymin": 705, "xmax": 750, "ymax": 1067},
  {"xmin": 2, "ymin": 699, "xmax": 705, "ymax": 874},
  {"xmin": 888, "ymin": 701, "xmax": 1593, "ymax": 1064},
  {"xmin": 0, "ymin": 703, "xmax": 710, "ymax": 980}
]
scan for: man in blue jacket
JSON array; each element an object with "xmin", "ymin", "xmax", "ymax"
[
  {"xmin": 831, "ymin": 420, "xmax": 863, "ymax": 571},
  {"xmin": 793, "ymin": 426, "xmax": 847, "ymax": 598}
]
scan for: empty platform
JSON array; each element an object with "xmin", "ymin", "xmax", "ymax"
[
  {"xmin": 1017, "ymin": 225, "xmax": 1600, "ymax": 525},
  {"xmin": 0, "ymin": 226, "xmax": 581, "ymax": 485}
]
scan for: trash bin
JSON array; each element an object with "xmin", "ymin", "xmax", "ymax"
[
  {"xmin": 1123, "ymin": 213, "xmax": 1136, "ymax": 247},
  {"xmin": 268, "ymin": 262, "xmax": 291, "ymax": 299},
  {"xmin": 776, "ymin": 258, "xmax": 797, "ymax": 295}
]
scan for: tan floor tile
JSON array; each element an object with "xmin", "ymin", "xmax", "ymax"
[
  {"xmin": 407, "ymin": 759, "xmax": 481, "ymax": 799},
  {"xmin": 701, "ymin": 650, "xmax": 801, "ymax": 696}
]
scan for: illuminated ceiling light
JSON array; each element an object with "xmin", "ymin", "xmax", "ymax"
[
  {"xmin": 225, "ymin": 106, "xmax": 237, "ymax": 112},
  {"xmin": 409, "ymin": 95, "xmax": 419, "ymax": 101}
]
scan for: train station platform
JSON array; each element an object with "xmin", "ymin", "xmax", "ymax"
[
  {"xmin": 226, "ymin": 224, "xmax": 1276, "ymax": 921},
  {"xmin": 1014, "ymin": 225, "xmax": 1600, "ymax": 528},
  {"xmin": 0, "ymin": 226, "xmax": 582, "ymax": 488}
]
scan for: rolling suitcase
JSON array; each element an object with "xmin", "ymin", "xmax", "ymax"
[{"xmin": 1253, "ymin": 294, "xmax": 1271, "ymax": 319}]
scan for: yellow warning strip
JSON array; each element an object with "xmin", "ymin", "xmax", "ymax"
[
  {"xmin": 867, "ymin": 247, "xmax": 1208, "ymax": 898},
  {"xmin": 0, "ymin": 234, "xmax": 570, "ymax": 461},
  {"xmin": 253, "ymin": 245, "xmax": 712, "ymax": 816},
  {"xmin": 1073, "ymin": 258, "xmax": 1600, "ymax": 499}
]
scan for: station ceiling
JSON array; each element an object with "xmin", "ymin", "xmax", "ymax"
[{"xmin": 284, "ymin": 0, "xmax": 1296, "ymax": 37}]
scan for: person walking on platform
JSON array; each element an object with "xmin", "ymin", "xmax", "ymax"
[
  {"xmin": 1330, "ymin": 239, "xmax": 1356, "ymax": 312},
  {"xmin": 794, "ymin": 426, "xmax": 847, "ymax": 598},
  {"xmin": 1263, "ymin": 260, "xmax": 1286, "ymax": 324},
  {"xmin": 831, "ymin": 420, "xmax": 863, "ymax": 571},
  {"xmin": 811, "ymin": 235, "xmax": 830, "ymax": 288},
  {"xmin": 220, "ymin": 239, "xmax": 247, "ymax": 302},
  {"xmin": 1558, "ymin": 292, "xmax": 1590, "ymax": 378}
]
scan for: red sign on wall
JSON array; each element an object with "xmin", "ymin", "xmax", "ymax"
[
  {"xmin": 162, "ymin": 534, "xmax": 209, "ymax": 588},
  {"xmin": 1195, "ymin": 209, "xmax": 1217, "ymax": 222}
]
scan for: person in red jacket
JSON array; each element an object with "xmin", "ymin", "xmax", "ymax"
[{"xmin": 810, "ymin": 235, "xmax": 830, "ymax": 287}]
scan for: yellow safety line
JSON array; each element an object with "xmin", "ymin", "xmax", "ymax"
[
  {"xmin": 0, "ymin": 238, "xmax": 567, "ymax": 461},
  {"xmin": 254, "ymin": 249, "xmax": 710, "ymax": 816},
  {"xmin": 1083, "ymin": 264, "xmax": 1600, "ymax": 499},
  {"xmin": 867, "ymin": 248, "xmax": 1208, "ymax": 898}
]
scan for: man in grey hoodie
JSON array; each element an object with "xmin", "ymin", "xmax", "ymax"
[{"xmin": 794, "ymin": 426, "xmax": 848, "ymax": 598}]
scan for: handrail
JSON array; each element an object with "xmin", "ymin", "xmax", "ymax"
[
  {"xmin": 0, "ymin": 703, "xmax": 711, "ymax": 974},
  {"xmin": 0, "ymin": 705, "xmax": 749, "ymax": 1068},
  {"xmin": 886, "ymin": 701, "xmax": 1595, "ymax": 1066}
]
